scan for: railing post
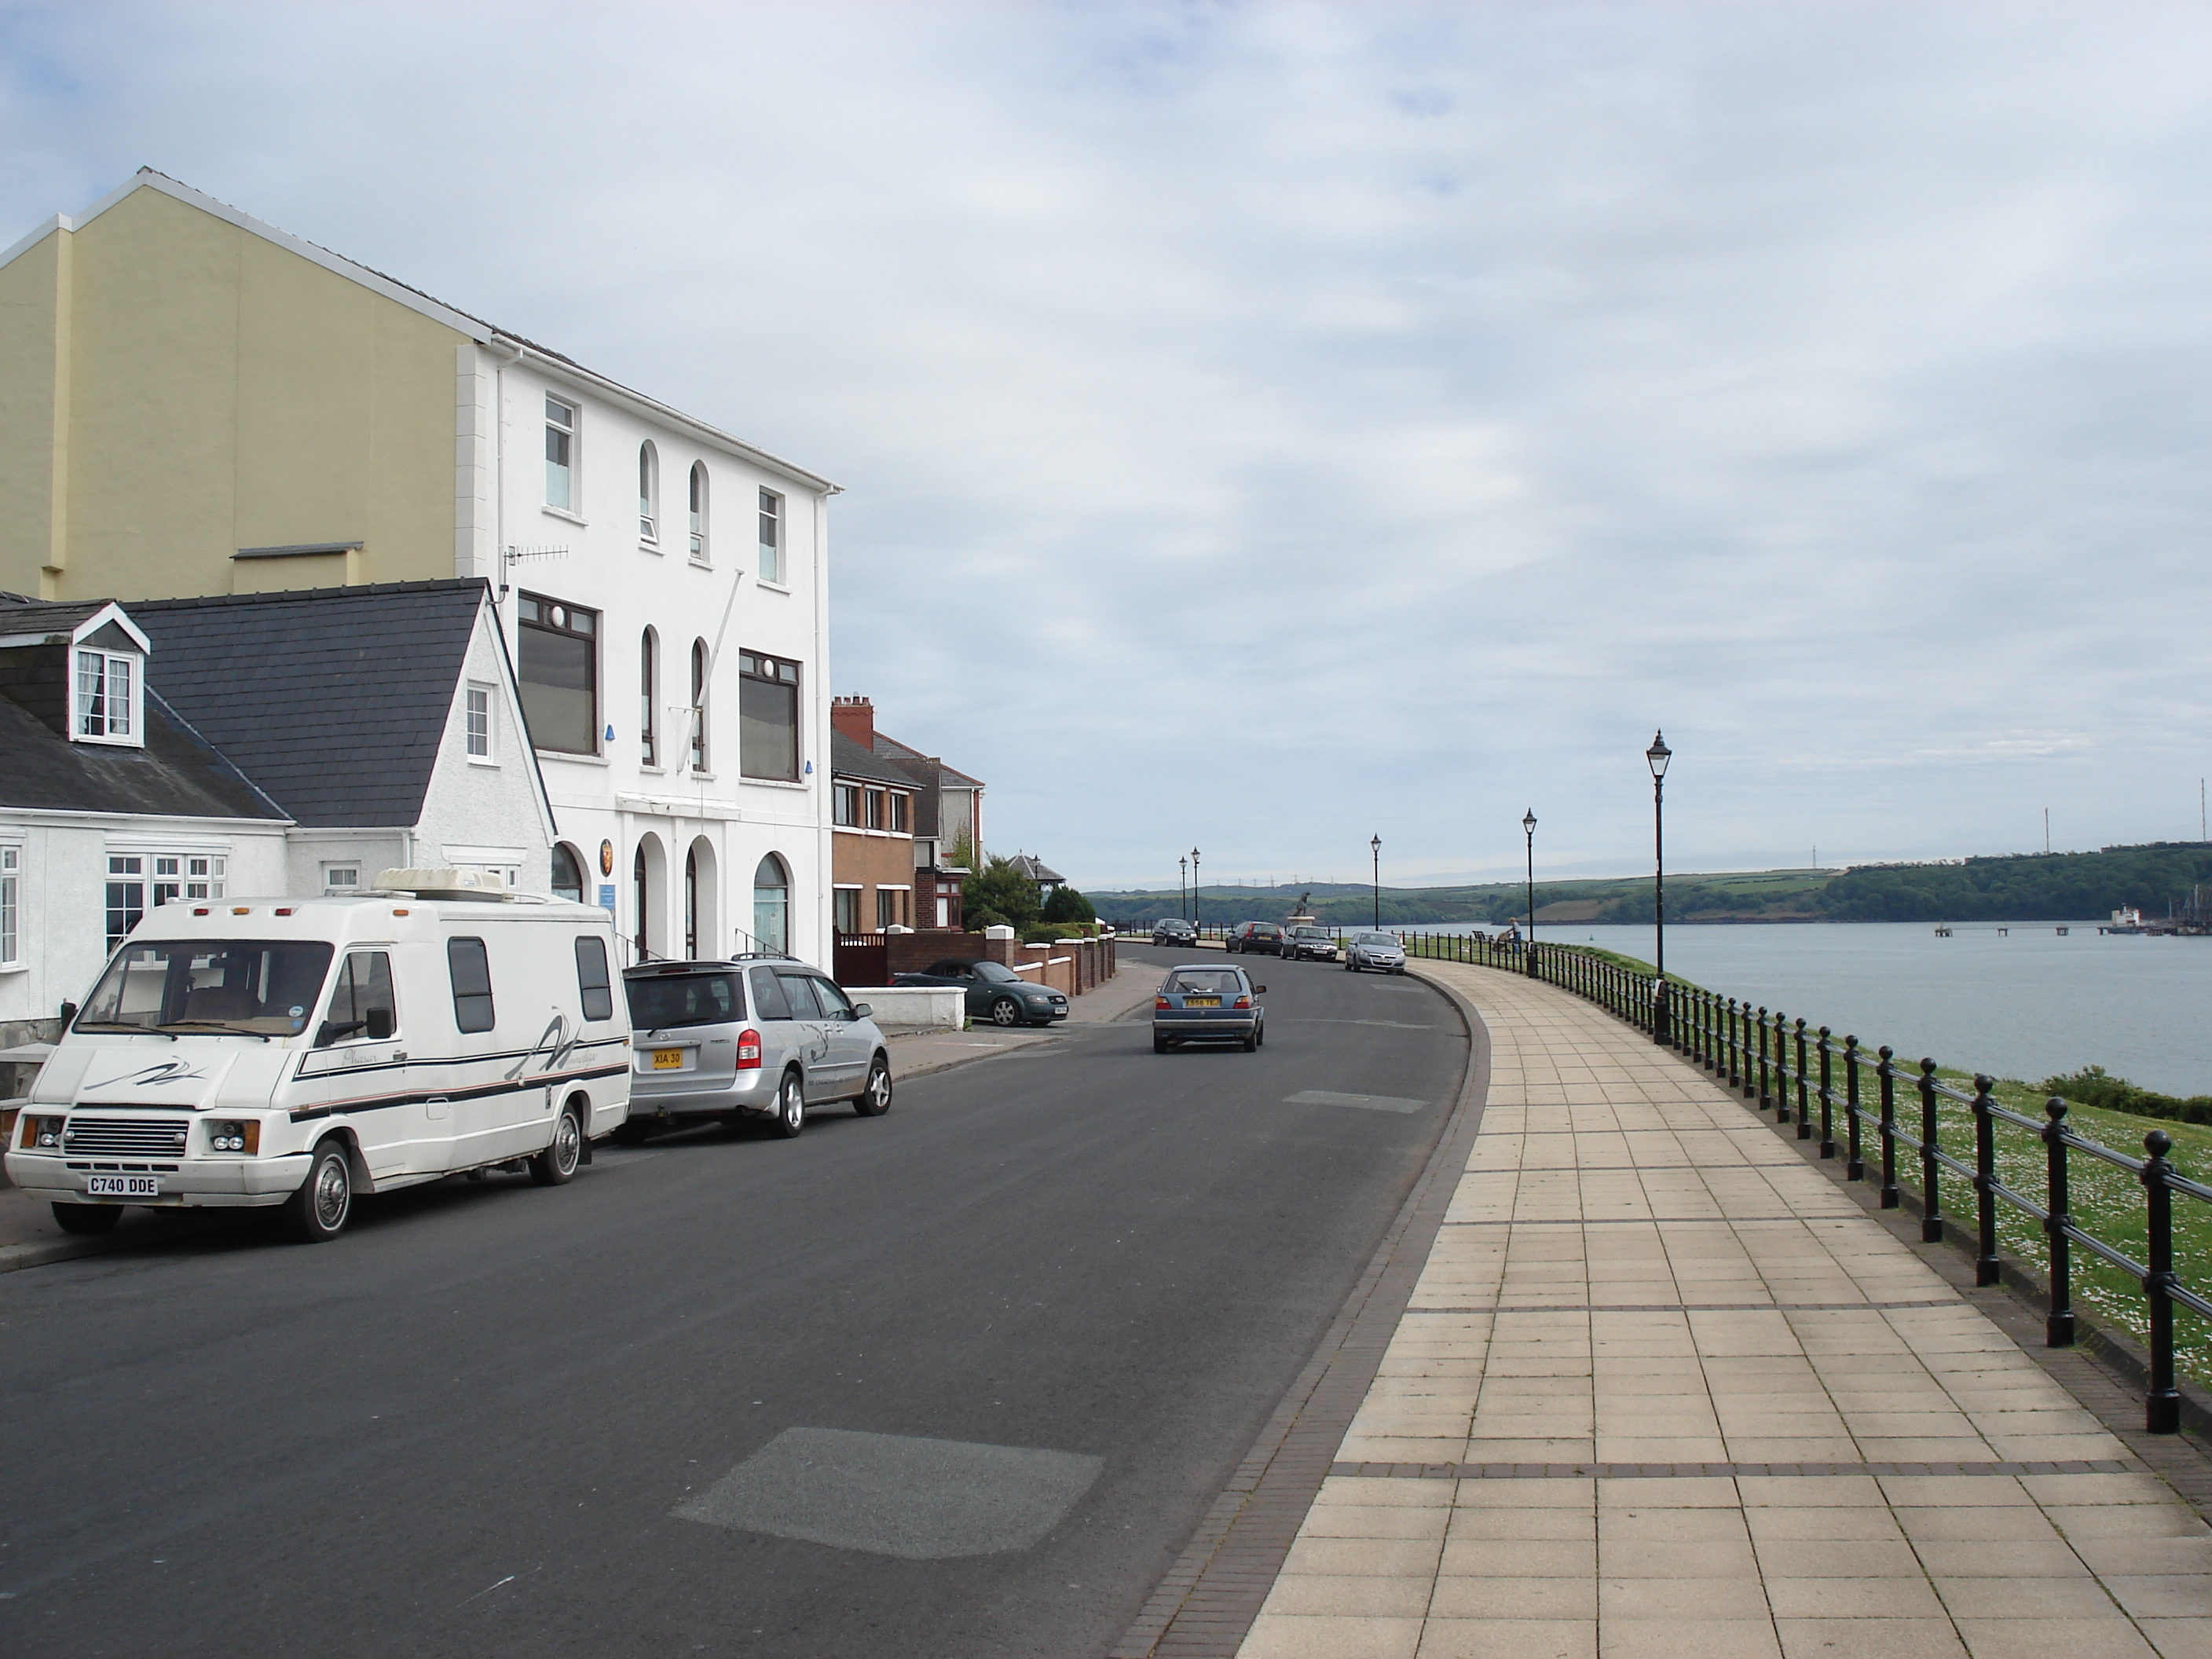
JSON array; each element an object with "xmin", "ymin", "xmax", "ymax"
[
  {"xmin": 2042, "ymin": 1099, "xmax": 2075, "ymax": 1348},
  {"xmin": 1790, "ymin": 1018, "xmax": 1807, "ymax": 1126},
  {"xmin": 1754, "ymin": 1008, "xmax": 1770, "ymax": 1105},
  {"xmin": 1726, "ymin": 999, "xmax": 1741, "ymax": 1090},
  {"xmin": 1697, "ymin": 988, "xmax": 1712, "ymax": 1071},
  {"xmin": 1918, "ymin": 1059, "xmax": 1943, "ymax": 1243},
  {"xmin": 1807, "ymin": 1027, "xmax": 1827, "ymax": 1143},
  {"xmin": 1971, "ymin": 1074, "xmax": 2000, "ymax": 1287},
  {"xmin": 1877, "ymin": 1046, "xmax": 1899, "ymax": 1209},
  {"xmin": 1843, "ymin": 1035, "xmax": 1861, "ymax": 1174},
  {"xmin": 1766, "ymin": 1009, "xmax": 1784, "ymax": 1115},
  {"xmin": 2143, "ymin": 1130, "xmax": 2181, "ymax": 1433}
]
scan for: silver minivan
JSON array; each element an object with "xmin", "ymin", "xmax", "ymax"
[{"xmin": 620, "ymin": 958, "xmax": 893, "ymax": 1140}]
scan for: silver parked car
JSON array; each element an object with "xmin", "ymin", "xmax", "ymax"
[
  {"xmin": 1344, "ymin": 931, "xmax": 1408, "ymax": 974},
  {"xmin": 621, "ymin": 958, "xmax": 893, "ymax": 1140}
]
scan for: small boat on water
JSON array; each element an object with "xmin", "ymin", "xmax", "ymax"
[{"xmin": 2101, "ymin": 907, "xmax": 2148, "ymax": 936}]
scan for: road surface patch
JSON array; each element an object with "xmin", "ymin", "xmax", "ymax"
[
  {"xmin": 1283, "ymin": 1090, "xmax": 1430, "ymax": 1114},
  {"xmin": 672, "ymin": 1427, "xmax": 1102, "ymax": 1559}
]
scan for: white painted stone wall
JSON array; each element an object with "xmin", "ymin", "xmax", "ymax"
[{"xmin": 843, "ymin": 986, "xmax": 964, "ymax": 1031}]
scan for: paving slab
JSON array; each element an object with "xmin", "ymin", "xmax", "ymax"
[{"xmin": 1214, "ymin": 964, "xmax": 2212, "ymax": 1659}]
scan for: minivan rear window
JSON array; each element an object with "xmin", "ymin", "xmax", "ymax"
[
  {"xmin": 749, "ymin": 967, "xmax": 793, "ymax": 1020},
  {"xmin": 627, "ymin": 972, "xmax": 740, "ymax": 1031}
]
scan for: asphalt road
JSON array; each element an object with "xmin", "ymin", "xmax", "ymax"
[{"xmin": 0, "ymin": 947, "xmax": 1468, "ymax": 1658}]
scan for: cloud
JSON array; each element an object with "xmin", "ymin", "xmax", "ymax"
[{"xmin": 2, "ymin": 1, "xmax": 2207, "ymax": 886}]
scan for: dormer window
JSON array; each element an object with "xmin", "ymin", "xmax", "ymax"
[{"xmin": 75, "ymin": 647, "xmax": 141, "ymax": 745}]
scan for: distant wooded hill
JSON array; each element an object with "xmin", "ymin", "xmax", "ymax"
[{"xmin": 1091, "ymin": 844, "xmax": 2212, "ymax": 927}]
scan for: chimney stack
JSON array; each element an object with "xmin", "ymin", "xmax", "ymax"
[{"xmin": 831, "ymin": 694, "xmax": 875, "ymax": 748}]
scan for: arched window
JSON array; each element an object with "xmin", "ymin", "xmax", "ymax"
[
  {"xmin": 551, "ymin": 843, "xmax": 586, "ymax": 903},
  {"xmin": 690, "ymin": 639, "xmax": 709, "ymax": 771},
  {"xmin": 638, "ymin": 441, "xmax": 659, "ymax": 544},
  {"xmin": 752, "ymin": 853, "xmax": 789, "ymax": 955},
  {"xmin": 683, "ymin": 846, "xmax": 701, "ymax": 958},
  {"xmin": 639, "ymin": 628, "xmax": 659, "ymax": 767},
  {"xmin": 689, "ymin": 463, "xmax": 709, "ymax": 562}
]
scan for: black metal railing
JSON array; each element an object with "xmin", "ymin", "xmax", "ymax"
[{"xmin": 1398, "ymin": 928, "xmax": 2212, "ymax": 1434}]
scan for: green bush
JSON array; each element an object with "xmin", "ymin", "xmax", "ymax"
[
  {"xmin": 1042, "ymin": 884, "xmax": 1096, "ymax": 924},
  {"xmin": 2040, "ymin": 1066, "xmax": 2212, "ymax": 1129}
]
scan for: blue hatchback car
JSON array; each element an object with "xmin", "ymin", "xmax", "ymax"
[{"xmin": 1152, "ymin": 964, "xmax": 1266, "ymax": 1053}]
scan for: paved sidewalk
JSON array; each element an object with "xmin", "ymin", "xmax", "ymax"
[{"xmin": 1239, "ymin": 963, "xmax": 2212, "ymax": 1659}]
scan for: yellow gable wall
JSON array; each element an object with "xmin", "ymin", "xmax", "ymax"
[
  {"xmin": 0, "ymin": 230, "xmax": 68, "ymax": 591},
  {"xmin": 0, "ymin": 185, "xmax": 467, "ymax": 602}
]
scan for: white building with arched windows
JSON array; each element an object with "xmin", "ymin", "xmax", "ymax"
[{"xmin": 0, "ymin": 170, "xmax": 836, "ymax": 972}]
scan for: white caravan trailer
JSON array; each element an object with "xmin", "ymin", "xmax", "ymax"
[{"xmin": 5, "ymin": 871, "xmax": 631, "ymax": 1242}]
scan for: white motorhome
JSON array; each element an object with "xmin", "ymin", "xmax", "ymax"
[{"xmin": 5, "ymin": 871, "xmax": 631, "ymax": 1241}]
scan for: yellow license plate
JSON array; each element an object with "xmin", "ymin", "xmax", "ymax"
[
  {"xmin": 652, "ymin": 1048, "xmax": 685, "ymax": 1070},
  {"xmin": 1185, "ymin": 997, "xmax": 1221, "ymax": 1008}
]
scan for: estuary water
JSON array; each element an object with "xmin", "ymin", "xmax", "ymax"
[{"xmin": 1399, "ymin": 921, "xmax": 2212, "ymax": 1098}]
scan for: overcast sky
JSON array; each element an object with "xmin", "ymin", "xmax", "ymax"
[{"xmin": 5, "ymin": 2, "xmax": 2206, "ymax": 890}]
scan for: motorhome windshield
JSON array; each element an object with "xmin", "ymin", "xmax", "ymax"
[
  {"xmin": 625, "ymin": 972, "xmax": 743, "ymax": 1031},
  {"xmin": 76, "ymin": 939, "xmax": 336, "ymax": 1038}
]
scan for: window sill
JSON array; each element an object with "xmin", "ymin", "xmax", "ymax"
[
  {"xmin": 688, "ymin": 770, "xmax": 717, "ymax": 782},
  {"xmin": 466, "ymin": 756, "xmax": 500, "ymax": 768},
  {"xmin": 535, "ymin": 748, "xmax": 608, "ymax": 767},
  {"xmin": 639, "ymin": 764, "xmax": 667, "ymax": 776},
  {"xmin": 756, "ymin": 579, "xmax": 792, "ymax": 595},
  {"xmin": 689, "ymin": 558, "xmax": 714, "ymax": 571},
  {"xmin": 639, "ymin": 540, "xmax": 664, "ymax": 555},
  {"xmin": 0, "ymin": 962, "xmax": 26, "ymax": 975},
  {"xmin": 543, "ymin": 506, "xmax": 588, "ymax": 527},
  {"xmin": 742, "ymin": 776, "xmax": 809, "ymax": 791}
]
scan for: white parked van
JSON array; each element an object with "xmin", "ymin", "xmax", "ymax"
[{"xmin": 5, "ymin": 870, "xmax": 631, "ymax": 1242}]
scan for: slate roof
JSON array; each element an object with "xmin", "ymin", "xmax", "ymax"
[
  {"xmin": 0, "ymin": 598, "xmax": 112, "ymax": 639},
  {"xmin": 1007, "ymin": 854, "xmax": 1066, "ymax": 885},
  {"xmin": 0, "ymin": 675, "xmax": 287, "ymax": 822},
  {"xmin": 123, "ymin": 580, "xmax": 493, "ymax": 829},
  {"xmin": 830, "ymin": 730, "xmax": 925, "ymax": 790},
  {"xmin": 871, "ymin": 729, "xmax": 986, "ymax": 790}
]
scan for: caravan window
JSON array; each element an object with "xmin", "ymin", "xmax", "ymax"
[
  {"xmin": 574, "ymin": 936, "xmax": 615, "ymax": 1022},
  {"xmin": 320, "ymin": 952, "xmax": 397, "ymax": 1045},
  {"xmin": 447, "ymin": 937, "xmax": 496, "ymax": 1033},
  {"xmin": 76, "ymin": 939, "xmax": 334, "ymax": 1038}
]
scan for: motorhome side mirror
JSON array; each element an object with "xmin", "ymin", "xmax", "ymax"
[
  {"xmin": 57, "ymin": 1000, "xmax": 78, "ymax": 1027},
  {"xmin": 365, "ymin": 1007, "xmax": 395, "ymax": 1040},
  {"xmin": 851, "ymin": 1003, "xmax": 873, "ymax": 1020}
]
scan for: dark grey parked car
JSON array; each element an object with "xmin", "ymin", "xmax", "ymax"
[
  {"xmin": 894, "ymin": 959, "xmax": 1069, "ymax": 1027},
  {"xmin": 1152, "ymin": 917, "xmax": 1198, "ymax": 947},
  {"xmin": 622, "ymin": 959, "xmax": 893, "ymax": 1140}
]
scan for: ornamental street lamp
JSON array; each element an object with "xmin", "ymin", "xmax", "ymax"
[
  {"xmin": 1371, "ymin": 834, "xmax": 1382, "ymax": 928},
  {"xmin": 1180, "ymin": 855, "xmax": 1188, "ymax": 924},
  {"xmin": 1521, "ymin": 809, "xmax": 1538, "ymax": 976},
  {"xmin": 1647, "ymin": 731, "xmax": 1672, "ymax": 1046},
  {"xmin": 1191, "ymin": 847, "xmax": 1201, "ymax": 933}
]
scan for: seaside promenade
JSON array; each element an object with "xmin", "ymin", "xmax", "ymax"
[{"xmin": 1228, "ymin": 961, "xmax": 2212, "ymax": 1659}]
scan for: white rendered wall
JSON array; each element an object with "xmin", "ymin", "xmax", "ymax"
[
  {"xmin": 0, "ymin": 811, "xmax": 290, "ymax": 1027},
  {"xmin": 467, "ymin": 350, "xmax": 834, "ymax": 969}
]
